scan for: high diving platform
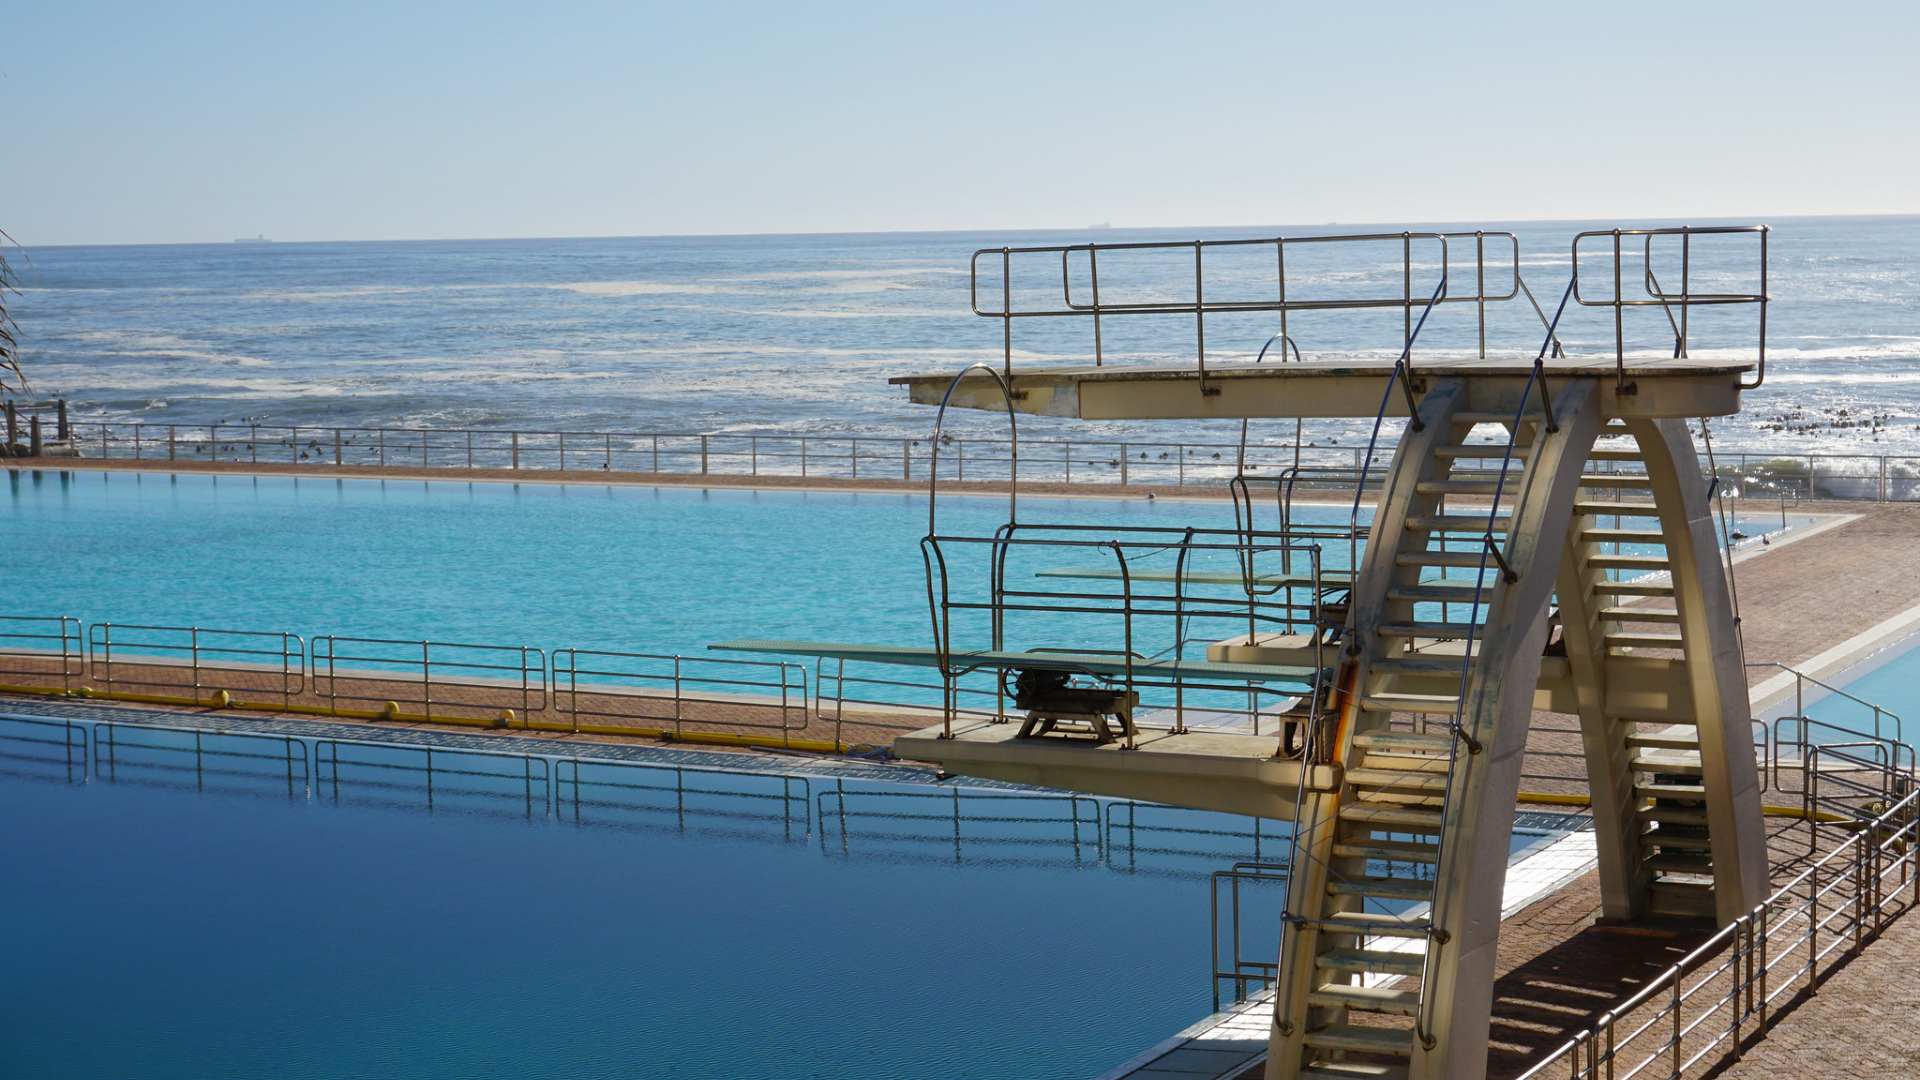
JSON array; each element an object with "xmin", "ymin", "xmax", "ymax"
[{"xmin": 712, "ymin": 225, "xmax": 1776, "ymax": 1080}]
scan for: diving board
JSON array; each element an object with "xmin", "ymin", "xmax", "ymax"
[{"xmin": 707, "ymin": 639, "xmax": 1321, "ymax": 687}]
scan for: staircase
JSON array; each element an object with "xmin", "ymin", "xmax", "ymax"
[
  {"xmin": 1272, "ymin": 381, "xmax": 1579, "ymax": 1080},
  {"xmin": 1561, "ymin": 425, "xmax": 1721, "ymax": 920}
]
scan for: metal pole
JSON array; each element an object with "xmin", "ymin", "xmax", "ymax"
[
  {"xmin": 559, "ymin": 432, "xmax": 567, "ymax": 471},
  {"xmin": 511, "ymin": 432, "xmax": 520, "ymax": 470},
  {"xmin": 851, "ymin": 438, "xmax": 858, "ymax": 479},
  {"xmin": 902, "ymin": 439, "xmax": 910, "ymax": 480},
  {"xmin": 169, "ymin": 425, "xmax": 177, "ymax": 461},
  {"xmin": 56, "ymin": 399, "xmax": 69, "ymax": 440},
  {"xmin": 1120, "ymin": 444, "xmax": 1129, "ymax": 486},
  {"xmin": 700, "ymin": 435, "xmax": 709, "ymax": 475},
  {"xmin": 334, "ymin": 428, "xmax": 342, "ymax": 466}
]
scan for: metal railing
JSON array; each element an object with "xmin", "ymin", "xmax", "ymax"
[
  {"xmin": 0, "ymin": 614, "xmax": 82, "ymax": 692},
  {"xmin": 1517, "ymin": 783, "xmax": 1919, "ymax": 1080},
  {"xmin": 310, "ymin": 636, "xmax": 546, "ymax": 722},
  {"xmin": 33, "ymin": 420, "xmax": 1920, "ymax": 502},
  {"xmin": 95, "ymin": 719, "xmax": 310, "ymax": 793},
  {"xmin": 86, "ymin": 622, "xmax": 306, "ymax": 707},
  {"xmin": 555, "ymin": 757, "xmax": 812, "ymax": 838},
  {"xmin": 314, "ymin": 736, "xmax": 551, "ymax": 814},
  {"xmin": 1572, "ymin": 225, "xmax": 1771, "ymax": 391},
  {"xmin": 550, "ymin": 649, "xmax": 806, "ymax": 742},
  {"xmin": 1211, "ymin": 860, "xmax": 1291, "ymax": 1010}
]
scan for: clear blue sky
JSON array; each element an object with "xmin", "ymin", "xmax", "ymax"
[{"xmin": 9, "ymin": 1, "xmax": 1918, "ymax": 245}]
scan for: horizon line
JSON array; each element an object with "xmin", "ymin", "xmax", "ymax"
[{"xmin": 16, "ymin": 209, "xmax": 1920, "ymax": 252}]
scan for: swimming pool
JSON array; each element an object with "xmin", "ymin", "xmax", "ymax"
[
  {"xmin": 2, "ymin": 468, "xmax": 1801, "ymax": 684},
  {"xmin": 0, "ymin": 709, "xmax": 1572, "ymax": 1079}
]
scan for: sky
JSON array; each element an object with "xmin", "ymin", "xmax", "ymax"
[{"xmin": 7, "ymin": 1, "xmax": 1919, "ymax": 246}]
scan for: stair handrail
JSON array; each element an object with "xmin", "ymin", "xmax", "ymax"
[{"xmin": 1410, "ymin": 278, "xmax": 1577, "ymax": 1052}]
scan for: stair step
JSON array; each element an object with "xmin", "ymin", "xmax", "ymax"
[
  {"xmin": 1300, "ymin": 1062, "xmax": 1410, "ymax": 1080},
  {"xmin": 1646, "ymin": 851, "xmax": 1716, "ymax": 875},
  {"xmin": 1415, "ymin": 479, "xmax": 1517, "ymax": 497},
  {"xmin": 1574, "ymin": 500, "xmax": 1662, "ymax": 517},
  {"xmin": 1329, "ymin": 875, "xmax": 1434, "ymax": 902},
  {"xmin": 1333, "ymin": 838, "xmax": 1443, "ymax": 864},
  {"xmin": 1405, "ymin": 514, "xmax": 1512, "ymax": 534},
  {"xmin": 1377, "ymin": 621, "xmax": 1478, "ymax": 639},
  {"xmin": 1642, "ymin": 825, "xmax": 1712, "ymax": 851},
  {"xmin": 1303, "ymin": 911, "xmax": 1434, "ymax": 938},
  {"xmin": 1637, "ymin": 781, "xmax": 1708, "ymax": 801},
  {"xmin": 1583, "ymin": 527, "xmax": 1667, "ymax": 544},
  {"xmin": 1388, "ymin": 582, "xmax": 1493, "ymax": 604},
  {"xmin": 1639, "ymin": 804, "xmax": 1710, "ymax": 827},
  {"xmin": 1308, "ymin": 983, "xmax": 1423, "ymax": 1016},
  {"xmin": 1649, "ymin": 880, "xmax": 1718, "ymax": 918},
  {"xmin": 1592, "ymin": 581, "xmax": 1676, "ymax": 597},
  {"xmin": 1339, "ymin": 804, "xmax": 1446, "ymax": 832},
  {"xmin": 1353, "ymin": 730, "xmax": 1457, "ymax": 755},
  {"xmin": 1317, "ymin": 948, "xmax": 1427, "ymax": 976},
  {"xmin": 1354, "ymin": 750, "xmax": 1453, "ymax": 774},
  {"xmin": 1588, "ymin": 448, "xmax": 1644, "ymax": 462},
  {"xmin": 1453, "ymin": 411, "xmax": 1543, "ymax": 426},
  {"xmin": 1368, "ymin": 655, "xmax": 1470, "ymax": 676},
  {"xmin": 1434, "ymin": 443, "xmax": 1530, "ymax": 460},
  {"xmin": 1396, "ymin": 549, "xmax": 1498, "ymax": 569},
  {"xmin": 1626, "ymin": 730, "xmax": 1700, "ymax": 751},
  {"xmin": 1589, "ymin": 554, "xmax": 1671, "ymax": 571},
  {"xmin": 1630, "ymin": 751, "xmax": 1703, "ymax": 774},
  {"xmin": 1359, "ymin": 692, "xmax": 1461, "ymax": 716},
  {"xmin": 1601, "ymin": 606, "xmax": 1682, "ymax": 624},
  {"xmin": 1305, "ymin": 1022, "xmax": 1416, "ymax": 1055},
  {"xmin": 1580, "ymin": 474, "xmax": 1652, "ymax": 489},
  {"xmin": 1607, "ymin": 629, "xmax": 1680, "ymax": 650},
  {"xmin": 1346, "ymin": 767, "xmax": 1451, "ymax": 792}
]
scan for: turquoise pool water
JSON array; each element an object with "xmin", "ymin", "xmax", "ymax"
[
  {"xmin": 0, "ymin": 712, "xmax": 1568, "ymax": 1079},
  {"xmin": 3, "ymin": 469, "xmax": 1797, "ymax": 674}
]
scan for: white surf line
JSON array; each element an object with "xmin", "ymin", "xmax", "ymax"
[{"xmin": 1100, "ymin": 827, "xmax": 1602, "ymax": 1080}]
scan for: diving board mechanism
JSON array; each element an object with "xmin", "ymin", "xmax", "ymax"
[{"xmin": 712, "ymin": 225, "xmax": 1773, "ymax": 1080}]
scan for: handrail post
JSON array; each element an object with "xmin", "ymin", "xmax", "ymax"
[
  {"xmin": 701, "ymin": 435, "xmax": 709, "ymax": 475},
  {"xmin": 1120, "ymin": 443, "xmax": 1129, "ymax": 486},
  {"xmin": 511, "ymin": 432, "xmax": 520, "ymax": 470}
]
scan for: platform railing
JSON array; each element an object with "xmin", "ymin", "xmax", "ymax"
[
  {"xmin": 86, "ymin": 622, "xmax": 306, "ymax": 707},
  {"xmin": 1572, "ymin": 225, "xmax": 1771, "ymax": 392},
  {"xmin": 1516, "ymin": 783, "xmax": 1920, "ymax": 1080},
  {"xmin": 94, "ymin": 718, "xmax": 310, "ymax": 792},
  {"xmin": 550, "ymin": 649, "xmax": 806, "ymax": 742},
  {"xmin": 314, "ymin": 736, "xmax": 551, "ymax": 814}
]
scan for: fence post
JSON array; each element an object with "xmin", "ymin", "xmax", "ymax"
[
  {"xmin": 903, "ymin": 439, "xmax": 911, "ymax": 480},
  {"xmin": 701, "ymin": 435, "xmax": 709, "ymax": 474},
  {"xmin": 1065, "ymin": 441, "xmax": 1072, "ymax": 484},
  {"xmin": 559, "ymin": 432, "xmax": 567, "ymax": 471},
  {"xmin": 57, "ymin": 399, "xmax": 70, "ymax": 440},
  {"xmin": 467, "ymin": 430, "xmax": 474, "ymax": 470},
  {"xmin": 957, "ymin": 440, "xmax": 965, "ymax": 482},
  {"xmin": 851, "ymin": 438, "xmax": 859, "ymax": 479},
  {"xmin": 134, "ymin": 426, "xmax": 143, "ymax": 460},
  {"xmin": 377, "ymin": 428, "xmax": 385, "ymax": 467},
  {"xmin": 421, "ymin": 429, "xmax": 429, "ymax": 467},
  {"xmin": 605, "ymin": 432, "xmax": 612, "ymax": 470},
  {"xmin": 169, "ymin": 425, "xmax": 178, "ymax": 461},
  {"xmin": 334, "ymin": 428, "xmax": 342, "ymax": 466},
  {"xmin": 28, "ymin": 415, "xmax": 41, "ymax": 456},
  {"xmin": 511, "ymin": 432, "xmax": 520, "ymax": 470},
  {"xmin": 1120, "ymin": 443, "xmax": 1129, "ymax": 486},
  {"xmin": 801, "ymin": 437, "xmax": 808, "ymax": 477},
  {"xmin": 751, "ymin": 435, "xmax": 758, "ymax": 475},
  {"xmin": 250, "ymin": 423, "xmax": 259, "ymax": 464},
  {"xmin": 1178, "ymin": 444, "xmax": 1186, "ymax": 485},
  {"xmin": 653, "ymin": 435, "xmax": 660, "ymax": 473}
]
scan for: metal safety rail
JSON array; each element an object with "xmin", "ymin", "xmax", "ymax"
[
  {"xmin": 550, "ymin": 649, "xmax": 807, "ymax": 742},
  {"xmin": 310, "ymin": 636, "xmax": 546, "ymax": 722},
  {"xmin": 0, "ymin": 615, "xmax": 82, "ymax": 693},
  {"xmin": 94, "ymin": 719, "xmax": 310, "ymax": 793},
  {"xmin": 0, "ymin": 713, "xmax": 89, "ymax": 780},
  {"xmin": 972, "ymin": 231, "xmax": 1552, "ymax": 388},
  {"xmin": 920, "ymin": 523, "xmax": 1336, "ymax": 743},
  {"xmin": 1572, "ymin": 225, "xmax": 1771, "ymax": 391},
  {"xmin": 816, "ymin": 787, "xmax": 1104, "ymax": 864},
  {"xmin": 1751, "ymin": 660, "xmax": 1904, "ymax": 745},
  {"xmin": 314, "ymin": 737, "xmax": 551, "ymax": 815},
  {"xmin": 43, "ymin": 420, "xmax": 1920, "ymax": 502},
  {"xmin": 86, "ymin": 623, "xmax": 306, "ymax": 707},
  {"xmin": 556, "ymin": 758, "xmax": 811, "ymax": 839},
  {"xmin": 1516, "ymin": 784, "xmax": 1920, "ymax": 1080}
]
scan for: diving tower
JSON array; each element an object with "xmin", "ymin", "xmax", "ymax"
[{"xmin": 715, "ymin": 226, "xmax": 1773, "ymax": 1080}]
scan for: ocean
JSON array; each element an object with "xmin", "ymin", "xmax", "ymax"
[{"xmin": 8, "ymin": 216, "xmax": 1918, "ymax": 453}]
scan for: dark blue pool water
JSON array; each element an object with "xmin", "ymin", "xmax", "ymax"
[{"xmin": 0, "ymin": 714, "xmax": 1570, "ymax": 1079}]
